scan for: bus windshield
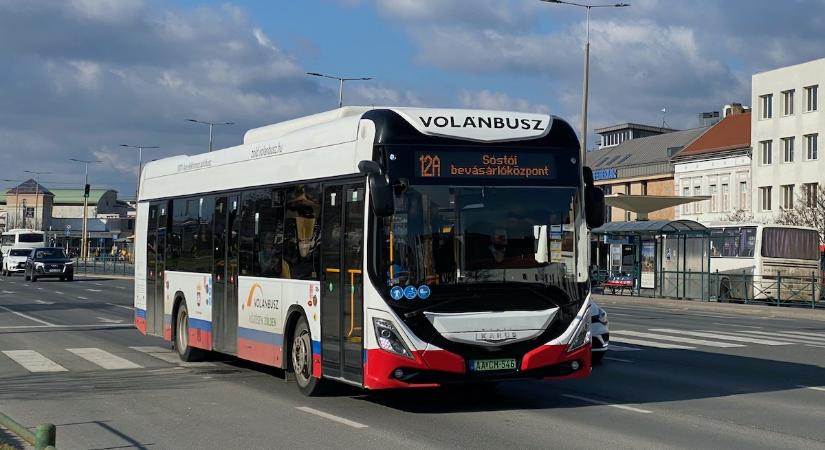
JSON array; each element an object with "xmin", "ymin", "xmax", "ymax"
[
  {"xmin": 762, "ymin": 228, "xmax": 819, "ymax": 260},
  {"xmin": 18, "ymin": 233, "xmax": 44, "ymax": 243},
  {"xmin": 375, "ymin": 185, "xmax": 580, "ymax": 311}
]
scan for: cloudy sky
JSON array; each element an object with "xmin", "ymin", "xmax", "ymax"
[{"xmin": 1, "ymin": 0, "xmax": 824, "ymax": 198}]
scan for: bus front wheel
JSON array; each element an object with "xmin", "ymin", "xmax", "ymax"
[{"xmin": 291, "ymin": 317, "xmax": 323, "ymax": 396}]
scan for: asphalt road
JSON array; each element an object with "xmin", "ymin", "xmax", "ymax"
[{"xmin": 1, "ymin": 276, "xmax": 825, "ymax": 449}]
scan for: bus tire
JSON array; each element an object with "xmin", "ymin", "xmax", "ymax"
[
  {"xmin": 291, "ymin": 316, "xmax": 323, "ymax": 396},
  {"xmin": 174, "ymin": 301, "xmax": 205, "ymax": 362}
]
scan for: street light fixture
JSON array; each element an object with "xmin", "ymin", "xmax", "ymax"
[
  {"xmin": 186, "ymin": 119, "xmax": 234, "ymax": 152},
  {"xmin": 69, "ymin": 158, "xmax": 102, "ymax": 259},
  {"xmin": 23, "ymin": 170, "xmax": 52, "ymax": 231},
  {"xmin": 306, "ymin": 72, "xmax": 372, "ymax": 108},
  {"xmin": 539, "ymin": 0, "xmax": 629, "ymax": 169},
  {"xmin": 120, "ymin": 144, "xmax": 159, "ymax": 201}
]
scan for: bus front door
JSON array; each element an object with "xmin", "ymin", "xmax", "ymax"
[
  {"xmin": 145, "ymin": 202, "xmax": 166, "ymax": 337},
  {"xmin": 320, "ymin": 183, "xmax": 365, "ymax": 384},
  {"xmin": 213, "ymin": 196, "xmax": 240, "ymax": 354}
]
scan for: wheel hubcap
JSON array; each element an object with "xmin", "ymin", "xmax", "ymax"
[
  {"xmin": 177, "ymin": 310, "xmax": 188, "ymax": 352},
  {"xmin": 293, "ymin": 330, "xmax": 311, "ymax": 386}
]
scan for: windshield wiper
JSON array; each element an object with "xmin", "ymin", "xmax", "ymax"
[{"xmin": 402, "ymin": 294, "xmax": 479, "ymax": 319}]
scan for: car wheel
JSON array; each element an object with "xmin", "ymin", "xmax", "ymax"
[
  {"xmin": 291, "ymin": 316, "xmax": 323, "ymax": 396},
  {"xmin": 592, "ymin": 351, "xmax": 606, "ymax": 365},
  {"xmin": 174, "ymin": 302, "xmax": 204, "ymax": 362}
]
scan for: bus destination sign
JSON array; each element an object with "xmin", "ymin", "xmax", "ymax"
[{"xmin": 414, "ymin": 151, "xmax": 555, "ymax": 180}]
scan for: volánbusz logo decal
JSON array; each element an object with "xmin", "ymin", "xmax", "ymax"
[
  {"xmin": 244, "ymin": 283, "xmax": 279, "ymax": 310},
  {"xmin": 419, "ymin": 116, "xmax": 545, "ymax": 131}
]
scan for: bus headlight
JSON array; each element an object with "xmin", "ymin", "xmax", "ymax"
[
  {"xmin": 598, "ymin": 309, "xmax": 608, "ymax": 325},
  {"xmin": 566, "ymin": 315, "xmax": 591, "ymax": 353},
  {"xmin": 373, "ymin": 318, "xmax": 413, "ymax": 359}
]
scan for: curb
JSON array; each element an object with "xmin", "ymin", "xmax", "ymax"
[
  {"xmin": 593, "ymin": 294, "xmax": 825, "ymax": 322},
  {"xmin": 76, "ymin": 273, "xmax": 133, "ymax": 281}
]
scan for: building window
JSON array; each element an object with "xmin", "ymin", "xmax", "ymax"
[
  {"xmin": 781, "ymin": 89, "xmax": 794, "ymax": 116},
  {"xmin": 759, "ymin": 94, "xmax": 773, "ymax": 119},
  {"xmin": 721, "ymin": 183, "xmax": 729, "ymax": 211},
  {"xmin": 739, "ymin": 181, "xmax": 748, "ymax": 210},
  {"xmin": 694, "ymin": 186, "xmax": 702, "ymax": 214},
  {"xmin": 805, "ymin": 85, "xmax": 818, "ymax": 112},
  {"xmin": 781, "ymin": 137, "xmax": 795, "ymax": 162},
  {"xmin": 781, "ymin": 184, "xmax": 794, "ymax": 209},
  {"xmin": 804, "ymin": 182, "xmax": 819, "ymax": 208},
  {"xmin": 709, "ymin": 184, "xmax": 718, "ymax": 212},
  {"xmin": 760, "ymin": 186, "xmax": 772, "ymax": 211},
  {"xmin": 760, "ymin": 140, "xmax": 772, "ymax": 165},
  {"xmin": 682, "ymin": 186, "xmax": 691, "ymax": 214},
  {"xmin": 806, "ymin": 133, "xmax": 818, "ymax": 160}
]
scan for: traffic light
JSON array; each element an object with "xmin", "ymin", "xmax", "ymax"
[{"xmin": 84, "ymin": 184, "xmax": 90, "ymax": 198}]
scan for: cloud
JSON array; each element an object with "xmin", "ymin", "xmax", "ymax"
[{"xmin": 459, "ymin": 90, "xmax": 550, "ymax": 114}]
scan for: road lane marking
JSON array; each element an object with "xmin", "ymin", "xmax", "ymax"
[
  {"xmin": 36, "ymin": 287, "xmax": 43, "ymax": 290},
  {"xmin": 798, "ymin": 385, "xmax": 825, "ymax": 392},
  {"xmin": 0, "ymin": 305, "xmax": 55, "ymax": 326},
  {"xmin": 603, "ymin": 356, "xmax": 634, "ymax": 363},
  {"xmin": 651, "ymin": 329, "xmax": 792, "ymax": 346},
  {"xmin": 561, "ymin": 394, "xmax": 652, "ymax": 414},
  {"xmin": 608, "ymin": 312, "xmax": 633, "ymax": 317},
  {"xmin": 608, "ymin": 344, "xmax": 643, "ymax": 352},
  {"xmin": 712, "ymin": 322, "xmax": 763, "ymax": 329},
  {"xmin": 295, "ymin": 407, "xmax": 369, "ymax": 428},
  {"xmin": 2, "ymin": 350, "xmax": 68, "ymax": 372},
  {"xmin": 94, "ymin": 283, "xmax": 103, "ymax": 286},
  {"xmin": 96, "ymin": 317, "xmax": 124, "ymax": 324},
  {"xmin": 86, "ymin": 289, "xmax": 103, "ymax": 292},
  {"xmin": 128, "ymin": 346, "xmax": 214, "ymax": 367},
  {"xmin": 612, "ymin": 330, "xmax": 744, "ymax": 348},
  {"xmin": 34, "ymin": 300, "xmax": 55, "ymax": 305},
  {"xmin": 106, "ymin": 303, "xmax": 134, "ymax": 311},
  {"xmin": 116, "ymin": 286, "xmax": 126, "ymax": 290},
  {"xmin": 610, "ymin": 337, "xmax": 694, "ymax": 349},
  {"xmin": 1, "ymin": 291, "xmax": 16, "ymax": 294},
  {"xmin": 734, "ymin": 330, "xmax": 819, "ymax": 343},
  {"xmin": 54, "ymin": 291, "xmax": 64, "ymax": 295},
  {"xmin": 77, "ymin": 296, "xmax": 88, "ymax": 300},
  {"xmin": 67, "ymin": 348, "xmax": 142, "ymax": 370},
  {"xmin": 773, "ymin": 330, "xmax": 825, "ymax": 339}
]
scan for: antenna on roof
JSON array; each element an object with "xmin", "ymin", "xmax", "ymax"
[{"xmin": 660, "ymin": 108, "xmax": 669, "ymax": 131}]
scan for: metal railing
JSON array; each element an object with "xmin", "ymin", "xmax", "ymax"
[
  {"xmin": 0, "ymin": 411, "xmax": 56, "ymax": 449},
  {"xmin": 72, "ymin": 256, "xmax": 134, "ymax": 275}
]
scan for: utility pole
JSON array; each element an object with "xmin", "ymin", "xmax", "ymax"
[{"xmin": 69, "ymin": 158, "xmax": 101, "ymax": 259}]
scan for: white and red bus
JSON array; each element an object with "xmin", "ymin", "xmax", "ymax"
[{"xmin": 134, "ymin": 106, "xmax": 604, "ymax": 394}]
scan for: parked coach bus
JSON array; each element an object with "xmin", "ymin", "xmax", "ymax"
[
  {"xmin": 708, "ymin": 223, "xmax": 821, "ymax": 301},
  {"xmin": 1, "ymin": 229, "xmax": 45, "ymax": 255},
  {"xmin": 134, "ymin": 106, "xmax": 605, "ymax": 395}
]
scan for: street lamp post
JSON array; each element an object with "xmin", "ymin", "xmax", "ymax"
[
  {"xmin": 120, "ymin": 144, "xmax": 159, "ymax": 201},
  {"xmin": 21, "ymin": 199, "xmax": 27, "ymax": 229},
  {"xmin": 186, "ymin": 119, "xmax": 233, "ymax": 152},
  {"xmin": 539, "ymin": 0, "xmax": 629, "ymax": 164},
  {"xmin": 306, "ymin": 72, "xmax": 372, "ymax": 108},
  {"xmin": 69, "ymin": 158, "xmax": 102, "ymax": 259},
  {"xmin": 23, "ymin": 170, "xmax": 52, "ymax": 231}
]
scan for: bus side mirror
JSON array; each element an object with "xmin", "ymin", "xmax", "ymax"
[
  {"xmin": 584, "ymin": 166, "xmax": 605, "ymax": 229},
  {"xmin": 358, "ymin": 160, "xmax": 395, "ymax": 217}
]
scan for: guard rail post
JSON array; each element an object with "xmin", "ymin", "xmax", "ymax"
[
  {"xmin": 777, "ymin": 272, "xmax": 782, "ymax": 307},
  {"xmin": 812, "ymin": 273, "xmax": 817, "ymax": 310},
  {"xmin": 0, "ymin": 411, "xmax": 56, "ymax": 450}
]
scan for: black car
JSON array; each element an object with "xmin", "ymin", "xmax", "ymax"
[{"xmin": 25, "ymin": 247, "xmax": 74, "ymax": 282}]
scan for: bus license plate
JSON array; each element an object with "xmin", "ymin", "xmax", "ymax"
[{"xmin": 469, "ymin": 358, "xmax": 516, "ymax": 372}]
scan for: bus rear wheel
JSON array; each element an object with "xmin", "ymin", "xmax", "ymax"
[
  {"xmin": 174, "ymin": 302, "xmax": 204, "ymax": 362},
  {"xmin": 291, "ymin": 317, "xmax": 323, "ymax": 396}
]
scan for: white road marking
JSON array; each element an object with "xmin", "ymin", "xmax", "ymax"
[
  {"xmin": 804, "ymin": 344, "xmax": 825, "ymax": 349},
  {"xmin": 67, "ymin": 348, "xmax": 142, "ymax": 370},
  {"xmin": 2, "ymin": 350, "xmax": 68, "ymax": 372},
  {"xmin": 77, "ymin": 296, "xmax": 88, "ymax": 300},
  {"xmin": 561, "ymin": 394, "xmax": 652, "ymax": 414},
  {"xmin": 774, "ymin": 330, "xmax": 825, "ymax": 339},
  {"xmin": 96, "ymin": 317, "xmax": 124, "ymax": 324},
  {"xmin": 610, "ymin": 337, "xmax": 695, "ymax": 350},
  {"xmin": 106, "ymin": 303, "xmax": 134, "ymax": 311},
  {"xmin": 36, "ymin": 287, "xmax": 43, "ymax": 290},
  {"xmin": 603, "ymin": 356, "xmax": 634, "ymax": 363},
  {"xmin": 652, "ymin": 329, "xmax": 792, "ymax": 346},
  {"xmin": 23, "ymin": 284, "xmax": 30, "ymax": 287},
  {"xmin": 608, "ymin": 344, "xmax": 644, "ymax": 352},
  {"xmin": 0, "ymin": 304, "xmax": 55, "ymax": 326},
  {"xmin": 798, "ymin": 385, "xmax": 825, "ymax": 392},
  {"xmin": 1, "ymin": 290, "xmax": 16, "ymax": 294},
  {"xmin": 128, "ymin": 346, "xmax": 214, "ymax": 367},
  {"xmin": 612, "ymin": 330, "xmax": 745, "ymax": 348},
  {"xmin": 734, "ymin": 330, "xmax": 818, "ymax": 343},
  {"xmin": 608, "ymin": 312, "xmax": 633, "ymax": 317},
  {"xmin": 34, "ymin": 300, "xmax": 55, "ymax": 305},
  {"xmin": 712, "ymin": 322, "xmax": 763, "ymax": 329},
  {"xmin": 86, "ymin": 289, "xmax": 102, "ymax": 292},
  {"xmin": 94, "ymin": 283, "xmax": 103, "ymax": 286},
  {"xmin": 116, "ymin": 286, "xmax": 126, "ymax": 290},
  {"xmin": 295, "ymin": 406, "xmax": 369, "ymax": 428},
  {"xmin": 54, "ymin": 291, "xmax": 64, "ymax": 295}
]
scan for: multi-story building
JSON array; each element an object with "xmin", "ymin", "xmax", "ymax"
[
  {"xmin": 751, "ymin": 57, "xmax": 823, "ymax": 220},
  {"xmin": 673, "ymin": 109, "xmax": 752, "ymax": 223},
  {"xmin": 594, "ymin": 123, "xmax": 677, "ymax": 149},
  {"xmin": 586, "ymin": 126, "xmax": 709, "ymax": 221}
]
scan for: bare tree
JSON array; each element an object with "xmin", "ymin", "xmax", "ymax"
[
  {"xmin": 775, "ymin": 185, "xmax": 825, "ymax": 243},
  {"xmin": 724, "ymin": 208, "xmax": 755, "ymax": 223}
]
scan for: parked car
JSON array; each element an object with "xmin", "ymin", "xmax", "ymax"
[
  {"xmin": 2, "ymin": 248, "xmax": 33, "ymax": 276},
  {"xmin": 25, "ymin": 247, "xmax": 74, "ymax": 282},
  {"xmin": 591, "ymin": 301, "xmax": 609, "ymax": 364}
]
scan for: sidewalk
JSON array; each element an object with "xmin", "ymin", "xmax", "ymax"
[{"xmin": 593, "ymin": 293, "xmax": 825, "ymax": 322}]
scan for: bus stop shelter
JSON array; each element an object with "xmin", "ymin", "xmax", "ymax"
[{"xmin": 592, "ymin": 219, "xmax": 711, "ymax": 300}]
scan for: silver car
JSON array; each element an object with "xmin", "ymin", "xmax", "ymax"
[{"xmin": 590, "ymin": 302, "xmax": 609, "ymax": 364}]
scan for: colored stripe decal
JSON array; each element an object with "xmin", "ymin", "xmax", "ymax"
[
  {"xmin": 188, "ymin": 317, "xmax": 212, "ymax": 332},
  {"xmin": 135, "ymin": 308, "xmax": 146, "ymax": 318},
  {"xmin": 238, "ymin": 327, "xmax": 284, "ymax": 346},
  {"xmin": 312, "ymin": 340, "xmax": 321, "ymax": 355}
]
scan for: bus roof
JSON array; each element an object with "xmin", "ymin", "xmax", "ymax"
[
  {"xmin": 2, "ymin": 229, "xmax": 44, "ymax": 235},
  {"xmin": 139, "ymin": 107, "xmax": 572, "ymax": 202}
]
